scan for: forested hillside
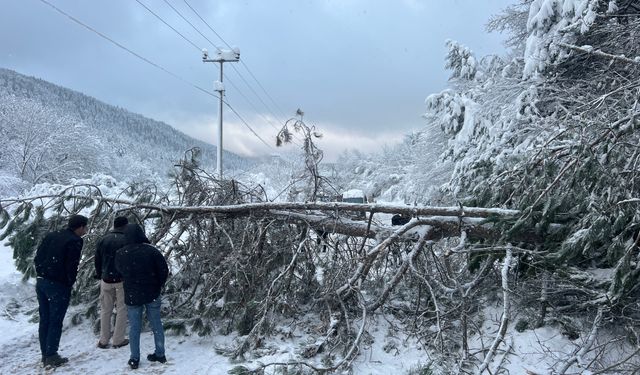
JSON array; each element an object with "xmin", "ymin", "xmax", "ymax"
[{"xmin": 0, "ymin": 68, "xmax": 250, "ymax": 188}]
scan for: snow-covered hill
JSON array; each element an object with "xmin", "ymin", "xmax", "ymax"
[{"xmin": 0, "ymin": 68, "xmax": 251, "ymax": 185}]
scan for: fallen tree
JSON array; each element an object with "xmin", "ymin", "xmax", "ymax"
[{"xmin": 0, "ymin": 161, "xmax": 635, "ymax": 373}]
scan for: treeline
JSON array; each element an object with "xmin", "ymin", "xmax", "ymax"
[{"xmin": 0, "ymin": 68, "xmax": 251, "ymax": 185}]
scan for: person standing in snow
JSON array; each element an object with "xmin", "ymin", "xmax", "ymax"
[
  {"xmin": 94, "ymin": 216, "xmax": 129, "ymax": 349},
  {"xmin": 34, "ymin": 214, "xmax": 89, "ymax": 368},
  {"xmin": 115, "ymin": 223, "xmax": 169, "ymax": 370}
]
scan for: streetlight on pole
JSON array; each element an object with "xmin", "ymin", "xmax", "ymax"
[{"xmin": 202, "ymin": 47, "xmax": 240, "ymax": 179}]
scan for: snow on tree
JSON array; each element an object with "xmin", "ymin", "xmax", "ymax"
[
  {"xmin": 445, "ymin": 39, "xmax": 478, "ymax": 80},
  {"xmin": 0, "ymin": 68, "xmax": 252, "ymax": 186},
  {"xmin": 0, "ymin": 95, "xmax": 105, "ymax": 184},
  {"xmin": 418, "ymin": 0, "xmax": 640, "ymax": 371},
  {"xmin": 1, "ymin": 1, "xmax": 640, "ymax": 373},
  {"xmin": 523, "ymin": 0, "xmax": 600, "ymax": 77}
]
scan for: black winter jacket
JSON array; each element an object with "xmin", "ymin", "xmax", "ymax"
[
  {"xmin": 115, "ymin": 224, "xmax": 168, "ymax": 306},
  {"xmin": 34, "ymin": 228, "xmax": 83, "ymax": 288},
  {"xmin": 94, "ymin": 228, "xmax": 128, "ymax": 283}
]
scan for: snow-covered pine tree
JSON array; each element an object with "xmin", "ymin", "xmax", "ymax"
[{"xmin": 424, "ymin": 1, "xmax": 640, "ymax": 369}]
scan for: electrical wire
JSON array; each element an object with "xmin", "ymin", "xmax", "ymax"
[
  {"xmin": 37, "ymin": 0, "xmax": 276, "ymax": 152},
  {"xmin": 160, "ymin": 0, "xmax": 301, "ymax": 146},
  {"xmin": 182, "ymin": 0, "xmax": 293, "ymax": 123},
  {"xmin": 37, "ymin": 0, "xmax": 214, "ymax": 98},
  {"xmin": 135, "ymin": 0, "xmax": 293, "ymax": 148},
  {"xmin": 131, "ymin": 0, "xmax": 279, "ymax": 151},
  {"xmin": 223, "ymin": 75, "xmax": 302, "ymax": 147},
  {"xmin": 178, "ymin": 0, "xmax": 304, "ymax": 146},
  {"xmin": 223, "ymin": 101, "xmax": 276, "ymax": 150},
  {"xmin": 134, "ymin": 0, "xmax": 201, "ymax": 51},
  {"xmin": 160, "ymin": 0, "xmax": 220, "ymax": 51},
  {"xmin": 175, "ymin": 0, "xmax": 284, "ymax": 120},
  {"xmin": 181, "ymin": 0, "xmax": 228, "ymax": 49}
]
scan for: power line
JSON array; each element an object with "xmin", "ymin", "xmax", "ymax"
[
  {"xmin": 181, "ymin": 0, "xmax": 229, "ymax": 49},
  {"xmin": 158, "ymin": 1, "xmax": 280, "ymax": 131},
  {"xmin": 160, "ymin": 0, "xmax": 219, "ymax": 51},
  {"xmin": 224, "ymin": 76, "xmax": 302, "ymax": 147},
  {"xmin": 131, "ymin": 0, "xmax": 278, "ymax": 153},
  {"xmin": 182, "ymin": 0, "xmax": 292, "ymax": 123},
  {"xmin": 239, "ymin": 59, "xmax": 291, "ymax": 122},
  {"xmin": 36, "ymin": 0, "xmax": 276, "ymax": 153},
  {"xmin": 178, "ymin": 0, "xmax": 303, "ymax": 146},
  {"xmin": 228, "ymin": 64, "xmax": 287, "ymax": 128},
  {"xmin": 159, "ymin": 0, "xmax": 300, "ymax": 147},
  {"xmin": 37, "ymin": 0, "xmax": 213, "ymax": 98},
  {"xmin": 134, "ymin": 0, "xmax": 200, "ymax": 51},
  {"xmin": 135, "ymin": 0, "xmax": 290, "ymax": 149},
  {"xmin": 177, "ymin": 0, "xmax": 285, "ymax": 121},
  {"xmin": 223, "ymin": 101, "xmax": 276, "ymax": 150}
]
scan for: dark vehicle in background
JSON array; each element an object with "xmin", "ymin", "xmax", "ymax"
[
  {"xmin": 340, "ymin": 189, "xmax": 367, "ymax": 204},
  {"xmin": 338, "ymin": 189, "xmax": 368, "ymax": 219}
]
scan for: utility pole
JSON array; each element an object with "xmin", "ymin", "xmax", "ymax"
[{"xmin": 202, "ymin": 47, "xmax": 240, "ymax": 179}]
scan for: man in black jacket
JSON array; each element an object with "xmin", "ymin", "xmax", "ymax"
[
  {"xmin": 115, "ymin": 224, "xmax": 169, "ymax": 370},
  {"xmin": 34, "ymin": 214, "xmax": 89, "ymax": 368},
  {"xmin": 94, "ymin": 216, "xmax": 129, "ymax": 349}
]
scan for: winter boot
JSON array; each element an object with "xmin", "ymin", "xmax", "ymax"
[
  {"xmin": 113, "ymin": 339, "xmax": 129, "ymax": 348},
  {"xmin": 44, "ymin": 354, "xmax": 69, "ymax": 368},
  {"xmin": 128, "ymin": 358, "xmax": 139, "ymax": 369},
  {"xmin": 97, "ymin": 341, "xmax": 109, "ymax": 349},
  {"xmin": 147, "ymin": 353, "xmax": 167, "ymax": 363}
]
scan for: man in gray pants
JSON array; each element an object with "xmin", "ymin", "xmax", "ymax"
[{"xmin": 94, "ymin": 216, "xmax": 129, "ymax": 349}]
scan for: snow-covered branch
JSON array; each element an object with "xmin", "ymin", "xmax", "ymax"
[
  {"xmin": 476, "ymin": 247, "xmax": 512, "ymax": 374},
  {"xmin": 558, "ymin": 307, "xmax": 605, "ymax": 374},
  {"xmin": 556, "ymin": 42, "xmax": 640, "ymax": 65},
  {"xmin": 365, "ymin": 227, "xmax": 433, "ymax": 312},
  {"xmin": 1, "ymin": 193, "xmax": 521, "ymax": 218}
]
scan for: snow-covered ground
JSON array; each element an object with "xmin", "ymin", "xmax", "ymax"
[
  {"xmin": 0, "ymin": 241, "xmax": 429, "ymax": 374},
  {"xmin": 0, "ymin": 238, "xmax": 622, "ymax": 375}
]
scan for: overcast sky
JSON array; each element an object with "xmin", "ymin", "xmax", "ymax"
[{"xmin": 0, "ymin": 0, "xmax": 513, "ymax": 162}]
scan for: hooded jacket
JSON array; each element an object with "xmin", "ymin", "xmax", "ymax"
[
  {"xmin": 34, "ymin": 228, "xmax": 83, "ymax": 287},
  {"xmin": 94, "ymin": 227, "xmax": 128, "ymax": 283},
  {"xmin": 114, "ymin": 224, "xmax": 169, "ymax": 306}
]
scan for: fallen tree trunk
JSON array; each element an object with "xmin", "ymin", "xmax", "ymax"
[
  {"xmin": 2, "ymin": 193, "xmax": 520, "ymax": 218},
  {"xmin": 2, "ymin": 192, "xmax": 556, "ymax": 243},
  {"xmin": 270, "ymin": 210, "xmax": 555, "ymax": 244}
]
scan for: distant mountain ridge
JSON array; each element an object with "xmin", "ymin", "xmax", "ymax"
[{"xmin": 0, "ymin": 68, "xmax": 249, "ymax": 184}]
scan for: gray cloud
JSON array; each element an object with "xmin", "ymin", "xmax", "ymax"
[{"xmin": 0, "ymin": 0, "xmax": 513, "ymax": 161}]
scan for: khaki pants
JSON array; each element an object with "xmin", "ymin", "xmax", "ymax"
[{"xmin": 98, "ymin": 281, "xmax": 127, "ymax": 345}]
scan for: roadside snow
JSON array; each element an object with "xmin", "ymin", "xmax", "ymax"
[
  {"xmin": 0, "ymin": 240, "xmax": 628, "ymax": 374},
  {"xmin": 0, "ymin": 242, "xmax": 428, "ymax": 374}
]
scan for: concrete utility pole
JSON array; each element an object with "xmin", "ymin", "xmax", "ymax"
[{"xmin": 202, "ymin": 47, "xmax": 240, "ymax": 179}]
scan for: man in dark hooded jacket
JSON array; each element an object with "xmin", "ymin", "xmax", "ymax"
[
  {"xmin": 94, "ymin": 216, "xmax": 129, "ymax": 349},
  {"xmin": 115, "ymin": 224, "xmax": 169, "ymax": 370},
  {"xmin": 34, "ymin": 214, "xmax": 89, "ymax": 368}
]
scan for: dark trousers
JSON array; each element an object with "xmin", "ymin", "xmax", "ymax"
[{"xmin": 36, "ymin": 277, "xmax": 71, "ymax": 358}]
